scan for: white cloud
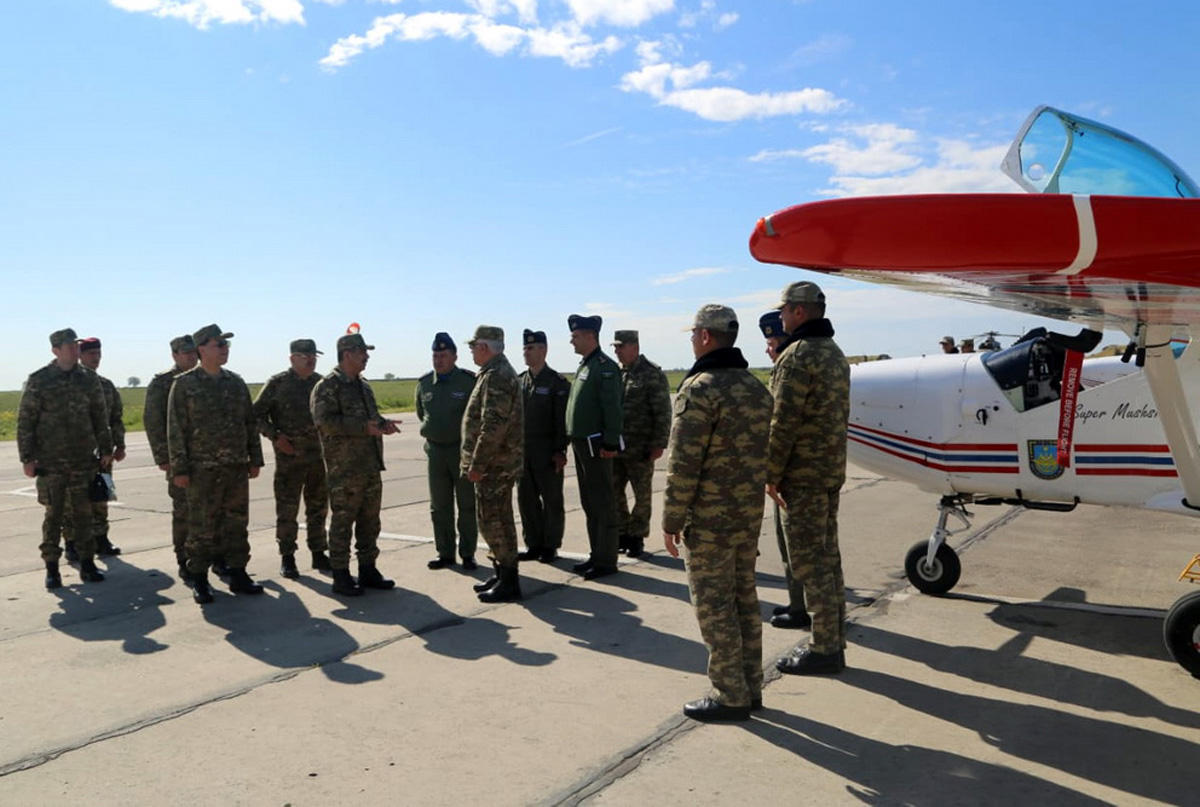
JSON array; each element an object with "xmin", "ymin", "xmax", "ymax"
[
  {"xmin": 526, "ymin": 23, "xmax": 621, "ymax": 67},
  {"xmin": 563, "ymin": 126, "xmax": 622, "ymax": 147},
  {"xmin": 110, "ymin": 0, "xmax": 304, "ymax": 28},
  {"xmin": 714, "ymin": 11, "xmax": 737, "ymax": 29},
  {"xmin": 651, "ymin": 266, "xmax": 728, "ymax": 285},
  {"xmin": 817, "ymin": 139, "xmax": 1015, "ymax": 196},
  {"xmin": 465, "ymin": 0, "xmax": 539, "ymax": 25},
  {"xmin": 801, "ymin": 122, "xmax": 921, "ymax": 175},
  {"xmin": 567, "ymin": 0, "xmax": 674, "ymax": 28},
  {"xmin": 782, "ymin": 33, "xmax": 851, "ymax": 67}
]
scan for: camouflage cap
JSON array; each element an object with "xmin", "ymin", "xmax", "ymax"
[
  {"xmin": 567, "ymin": 314, "xmax": 602, "ymax": 333},
  {"xmin": 432, "ymin": 332, "xmax": 456, "ymax": 352},
  {"xmin": 611, "ymin": 329, "xmax": 638, "ymax": 346},
  {"xmin": 775, "ymin": 280, "xmax": 825, "ymax": 310},
  {"xmin": 939, "ymin": 335, "xmax": 955, "ymax": 345},
  {"xmin": 758, "ymin": 311, "xmax": 783, "ymax": 339},
  {"xmin": 170, "ymin": 334, "xmax": 197, "ymax": 354},
  {"xmin": 337, "ymin": 333, "xmax": 375, "ymax": 352},
  {"xmin": 289, "ymin": 338, "xmax": 323, "ymax": 355},
  {"xmin": 523, "ymin": 329, "xmax": 547, "ymax": 346},
  {"xmin": 193, "ymin": 324, "xmax": 233, "ymax": 346},
  {"xmin": 78, "ymin": 337, "xmax": 102, "ymax": 352},
  {"xmin": 467, "ymin": 325, "xmax": 504, "ymax": 347},
  {"xmin": 692, "ymin": 304, "xmax": 739, "ymax": 333},
  {"xmin": 49, "ymin": 328, "xmax": 78, "ymax": 347}
]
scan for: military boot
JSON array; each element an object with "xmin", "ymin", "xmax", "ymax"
[
  {"xmin": 79, "ymin": 558, "xmax": 106, "ymax": 583},
  {"xmin": 192, "ymin": 572, "xmax": 214, "ymax": 604},
  {"xmin": 358, "ymin": 563, "xmax": 395, "ymax": 590},
  {"xmin": 776, "ymin": 648, "xmax": 845, "ymax": 676},
  {"xmin": 177, "ymin": 563, "xmax": 194, "ymax": 587},
  {"xmin": 45, "ymin": 561, "xmax": 62, "ymax": 590},
  {"xmin": 478, "ymin": 565, "xmax": 521, "ymax": 603},
  {"xmin": 331, "ymin": 569, "xmax": 363, "ymax": 597},
  {"xmin": 473, "ymin": 562, "xmax": 499, "ymax": 593},
  {"xmin": 95, "ymin": 535, "xmax": 121, "ymax": 556},
  {"xmin": 212, "ymin": 558, "xmax": 231, "ymax": 578},
  {"xmin": 280, "ymin": 554, "xmax": 299, "ymax": 579},
  {"xmin": 311, "ymin": 550, "xmax": 332, "ymax": 572},
  {"xmin": 228, "ymin": 568, "xmax": 264, "ymax": 595},
  {"xmin": 617, "ymin": 534, "xmax": 631, "ymax": 554},
  {"xmin": 64, "ymin": 540, "xmax": 80, "ymax": 563},
  {"xmin": 625, "ymin": 537, "xmax": 644, "ymax": 558}
]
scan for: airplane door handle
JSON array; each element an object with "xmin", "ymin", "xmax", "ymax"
[{"xmin": 976, "ymin": 407, "xmax": 989, "ymax": 425}]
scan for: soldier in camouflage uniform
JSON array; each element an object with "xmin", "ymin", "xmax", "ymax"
[
  {"xmin": 663, "ymin": 305, "xmax": 772, "ymax": 722},
  {"xmin": 415, "ymin": 332, "xmax": 478, "ymax": 569},
  {"xmin": 565, "ymin": 314, "xmax": 624, "ymax": 580},
  {"xmin": 516, "ymin": 329, "xmax": 570, "ymax": 563},
  {"xmin": 145, "ymin": 334, "xmax": 198, "ymax": 581},
  {"xmin": 767, "ymin": 281, "xmax": 850, "ymax": 675},
  {"xmin": 611, "ymin": 330, "xmax": 671, "ymax": 559},
  {"xmin": 461, "ymin": 326, "xmax": 525, "ymax": 602},
  {"xmin": 254, "ymin": 339, "xmax": 331, "ymax": 579},
  {"xmin": 19, "ymin": 328, "xmax": 114, "ymax": 589},
  {"xmin": 759, "ymin": 311, "xmax": 810, "ymax": 631},
  {"xmin": 168, "ymin": 324, "xmax": 266, "ymax": 604},
  {"xmin": 311, "ymin": 330, "xmax": 401, "ymax": 597},
  {"xmin": 62, "ymin": 337, "xmax": 125, "ymax": 559}
]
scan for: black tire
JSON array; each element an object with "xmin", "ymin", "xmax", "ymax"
[
  {"xmin": 1163, "ymin": 590, "xmax": 1200, "ymax": 678},
  {"xmin": 904, "ymin": 541, "xmax": 962, "ymax": 595}
]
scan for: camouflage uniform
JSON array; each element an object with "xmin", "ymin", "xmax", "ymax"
[
  {"xmin": 311, "ymin": 366, "xmax": 388, "ymax": 571},
  {"xmin": 664, "ymin": 345, "xmax": 772, "ymax": 709},
  {"xmin": 145, "ymin": 361, "xmax": 191, "ymax": 564},
  {"xmin": 768, "ymin": 318, "xmax": 850, "ymax": 655},
  {"xmin": 461, "ymin": 351, "xmax": 524, "ymax": 568},
  {"xmin": 517, "ymin": 363, "xmax": 569, "ymax": 553},
  {"xmin": 63, "ymin": 372, "xmax": 124, "ymax": 545},
  {"xmin": 768, "ymin": 360, "xmax": 807, "ymax": 618},
  {"xmin": 254, "ymin": 368, "xmax": 329, "ymax": 556},
  {"xmin": 18, "ymin": 360, "xmax": 113, "ymax": 563},
  {"xmin": 613, "ymin": 353, "xmax": 671, "ymax": 540},
  {"xmin": 168, "ymin": 366, "xmax": 264, "ymax": 574},
  {"xmin": 415, "ymin": 366, "xmax": 478, "ymax": 560}
]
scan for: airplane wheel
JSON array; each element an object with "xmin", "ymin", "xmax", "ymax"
[
  {"xmin": 904, "ymin": 541, "xmax": 961, "ymax": 595},
  {"xmin": 1163, "ymin": 590, "xmax": 1200, "ymax": 678}
]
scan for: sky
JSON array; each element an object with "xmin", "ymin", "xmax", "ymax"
[{"xmin": 3, "ymin": 0, "xmax": 1200, "ymax": 388}]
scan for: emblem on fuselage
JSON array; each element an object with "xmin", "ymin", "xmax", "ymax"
[{"xmin": 1027, "ymin": 440, "xmax": 1064, "ymax": 480}]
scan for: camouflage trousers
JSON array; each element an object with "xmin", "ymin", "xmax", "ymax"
[
  {"xmin": 425, "ymin": 441, "xmax": 477, "ymax": 560},
  {"xmin": 774, "ymin": 502, "xmax": 807, "ymax": 614},
  {"xmin": 475, "ymin": 478, "xmax": 518, "ymax": 568},
  {"xmin": 613, "ymin": 455, "xmax": 655, "ymax": 539},
  {"xmin": 273, "ymin": 452, "xmax": 329, "ymax": 556},
  {"xmin": 780, "ymin": 486, "xmax": 845, "ymax": 654},
  {"xmin": 327, "ymin": 472, "xmax": 382, "ymax": 571},
  {"xmin": 517, "ymin": 441, "xmax": 565, "ymax": 551},
  {"xmin": 61, "ymin": 501, "xmax": 110, "ymax": 543},
  {"xmin": 168, "ymin": 473, "xmax": 188, "ymax": 563},
  {"xmin": 185, "ymin": 465, "xmax": 251, "ymax": 575},
  {"xmin": 684, "ymin": 536, "xmax": 762, "ymax": 708},
  {"xmin": 571, "ymin": 440, "xmax": 619, "ymax": 568},
  {"xmin": 37, "ymin": 471, "xmax": 94, "ymax": 562}
]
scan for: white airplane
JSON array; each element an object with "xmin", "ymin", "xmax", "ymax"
[{"xmin": 750, "ymin": 106, "xmax": 1200, "ymax": 678}]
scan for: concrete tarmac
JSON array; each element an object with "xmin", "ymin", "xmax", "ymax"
[{"xmin": 1, "ymin": 423, "xmax": 1197, "ymax": 805}]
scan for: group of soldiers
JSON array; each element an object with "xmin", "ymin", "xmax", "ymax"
[{"xmin": 17, "ymin": 278, "xmax": 851, "ymax": 722}]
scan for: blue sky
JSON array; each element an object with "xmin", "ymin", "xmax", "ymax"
[{"xmin": 4, "ymin": 0, "xmax": 1199, "ymax": 387}]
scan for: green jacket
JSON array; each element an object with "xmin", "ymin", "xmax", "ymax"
[
  {"xmin": 520, "ymin": 364, "xmax": 569, "ymax": 451},
  {"xmin": 416, "ymin": 367, "xmax": 476, "ymax": 445},
  {"xmin": 460, "ymin": 352, "xmax": 524, "ymax": 481},
  {"xmin": 144, "ymin": 365, "xmax": 185, "ymax": 467},
  {"xmin": 565, "ymin": 348, "xmax": 624, "ymax": 451},
  {"xmin": 253, "ymin": 368, "xmax": 322, "ymax": 458},
  {"xmin": 17, "ymin": 362, "xmax": 113, "ymax": 473},
  {"xmin": 167, "ymin": 366, "xmax": 264, "ymax": 474},
  {"xmin": 619, "ymin": 354, "xmax": 671, "ymax": 458},
  {"xmin": 311, "ymin": 366, "xmax": 387, "ymax": 480},
  {"xmin": 97, "ymin": 374, "xmax": 125, "ymax": 452}
]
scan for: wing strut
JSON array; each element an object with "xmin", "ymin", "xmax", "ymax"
[{"xmin": 1141, "ymin": 325, "xmax": 1200, "ymax": 508}]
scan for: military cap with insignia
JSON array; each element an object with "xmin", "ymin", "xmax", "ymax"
[
  {"xmin": 193, "ymin": 323, "xmax": 233, "ymax": 346},
  {"xmin": 758, "ymin": 311, "xmax": 783, "ymax": 338},
  {"xmin": 78, "ymin": 337, "xmax": 102, "ymax": 352},
  {"xmin": 567, "ymin": 314, "xmax": 602, "ymax": 333},
  {"xmin": 467, "ymin": 325, "xmax": 504, "ymax": 347},
  {"xmin": 693, "ymin": 304, "xmax": 739, "ymax": 332},
  {"xmin": 49, "ymin": 328, "xmax": 78, "ymax": 347},
  {"xmin": 432, "ymin": 332, "xmax": 457, "ymax": 352},
  {"xmin": 611, "ymin": 329, "xmax": 638, "ymax": 346},
  {"xmin": 337, "ymin": 332, "xmax": 375, "ymax": 352},
  {"xmin": 290, "ymin": 338, "xmax": 323, "ymax": 355},
  {"xmin": 170, "ymin": 334, "xmax": 197, "ymax": 353},
  {"xmin": 775, "ymin": 280, "xmax": 825, "ymax": 309},
  {"xmin": 523, "ymin": 329, "xmax": 547, "ymax": 346}
]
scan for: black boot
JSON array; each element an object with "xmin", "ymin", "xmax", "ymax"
[
  {"xmin": 358, "ymin": 563, "xmax": 395, "ymax": 590},
  {"xmin": 332, "ymin": 569, "xmax": 363, "ymax": 596},
  {"xmin": 212, "ymin": 558, "xmax": 231, "ymax": 578},
  {"xmin": 617, "ymin": 534, "xmax": 631, "ymax": 555},
  {"xmin": 311, "ymin": 550, "xmax": 332, "ymax": 571},
  {"xmin": 517, "ymin": 548, "xmax": 542, "ymax": 561},
  {"xmin": 228, "ymin": 568, "xmax": 264, "ymax": 595},
  {"xmin": 177, "ymin": 563, "xmax": 194, "ymax": 587},
  {"xmin": 280, "ymin": 554, "xmax": 299, "ymax": 579},
  {"xmin": 64, "ymin": 540, "xmax": 80, "ymax": 563},
  {"xmin": 478, "ymin": 565, "xmax": 521, "ymax": 603},
  {"xmin": 79, "ymin": 558, "xmax": 105, "ymax": 583},
  {"xmin": 45, "ymin": 561, "xmax": 62, "ymax": 590},
  {"xmin": 192, "ymin": 572, "xmax": 214, "ymax": 604},
  {"xmin": 625, "ymin": 537, "xmax": 644, "ymax": 558},
  {"xmin": 473, "ymin": 562, "xmax": 499, "ymax": 593},
  {"xmin": 95, "ymin": 535, "xmax": 121, "ymax": 556}
]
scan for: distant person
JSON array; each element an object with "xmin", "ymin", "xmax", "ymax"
[
  {"xmin": 959, "ymin": 338, "xmax": 976, "ymax": 353},
  {"xmin": 939, "ymin": 336, "xmax": 959, "ymax": 354},
  {"xmin": 978, "ymin": 334, "xmax": 1002, "ymax": 351},
  {"xmin": 415, "ymin": 332, "xmax": 478, "ymax": 570},
  {"xmin": 311, "ymin": 329, "xmax": 401, "ymax": 596},
  {"xmin": 760, "ymin": 311, "xmax": 809, "ymax": 631},
  {"xmin": 461, "ymin": 326, "xmax": 525, "ymax": 602},
  {"xmin": 516, "ymin": 329, "xmax": 570, "ymax": 564},
  {"xmin": 62, "ymin": 336, "xmax": 125, "ymax": 559},
  {"xmin": 565, "ymin": 314, "xmax": 624, "ymax": 580},
  {"xmin": 611, "ymin": 330, "xmax": 671, "ymax": 558},
  {"xmin": 767, "ymin": 281, "xmax": 850, "ymax": 676},
  {"xmin": 253, "ymin": 339, "xmax": 331, "ymax": 579},
  {"xmin": 145, "ymin": 334, "xmax": 198, "ymax": 582},
  {"xmin": 664, "ymin": 305, "xmax": 773, "ymax": 722},
  {"xmin": 168, "ymin": 324, "xmax": 266, "ymax": 604},
  {"xmin": 18, "ymin": 328, "xmax": 113, "ymax": 589}
]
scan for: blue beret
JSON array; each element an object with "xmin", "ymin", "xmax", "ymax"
[
  {"xmin": 759, "ymin": 311, "xmax": 783, "ymax": 339},
  {"xmin": 432, "ymin": 332, "xmax": 456, "ymax": 352},
  {"xmin": 523, "ymin": 329, "xmax": 547, "ymax": 345},
  {"xmin": 567, "ymin": 314, "xmax": 602, "ymax": 333}
]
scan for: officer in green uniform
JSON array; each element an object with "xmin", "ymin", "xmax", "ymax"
[
  {"xmin": 564, "ymin": 314, "xmax": 624, "ymax": 579},
  {"xmin": 516, "ymin": 329, "xmax": 570, "ymax": 563},
  {"xmin": 145, "ymin": 334, "xmax": 198, "ymax": 582},
  {"xmin": 415, "ymin": 332, "xmax": 478, "ymax": 569}
]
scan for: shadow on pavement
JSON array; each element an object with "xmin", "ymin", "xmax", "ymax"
[
  {"xmin": 744, "ymin": 709, "xmax": 1108, "ymax": 806},
  {"xmin": 48, "ymin": 555, "xmax": 174, "ymax": 654}
]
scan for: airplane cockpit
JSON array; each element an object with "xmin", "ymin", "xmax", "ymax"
[{"xmin": 981, "ymin": 327, "xmax": 1103, "ymax": 412}]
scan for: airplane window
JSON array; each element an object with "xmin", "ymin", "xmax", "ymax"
[{"xmin": 981, "ymin": 337, "xmax": 1065, "ymax": 412}]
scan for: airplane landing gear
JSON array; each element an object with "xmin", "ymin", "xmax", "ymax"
[
  {"xmin": 905, "ymin": 496, "xmax": 969, "ymax": 595},
  {"xmin": 1163, "ymin": 590, "xmax": 1200, "ymax": 678}
]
